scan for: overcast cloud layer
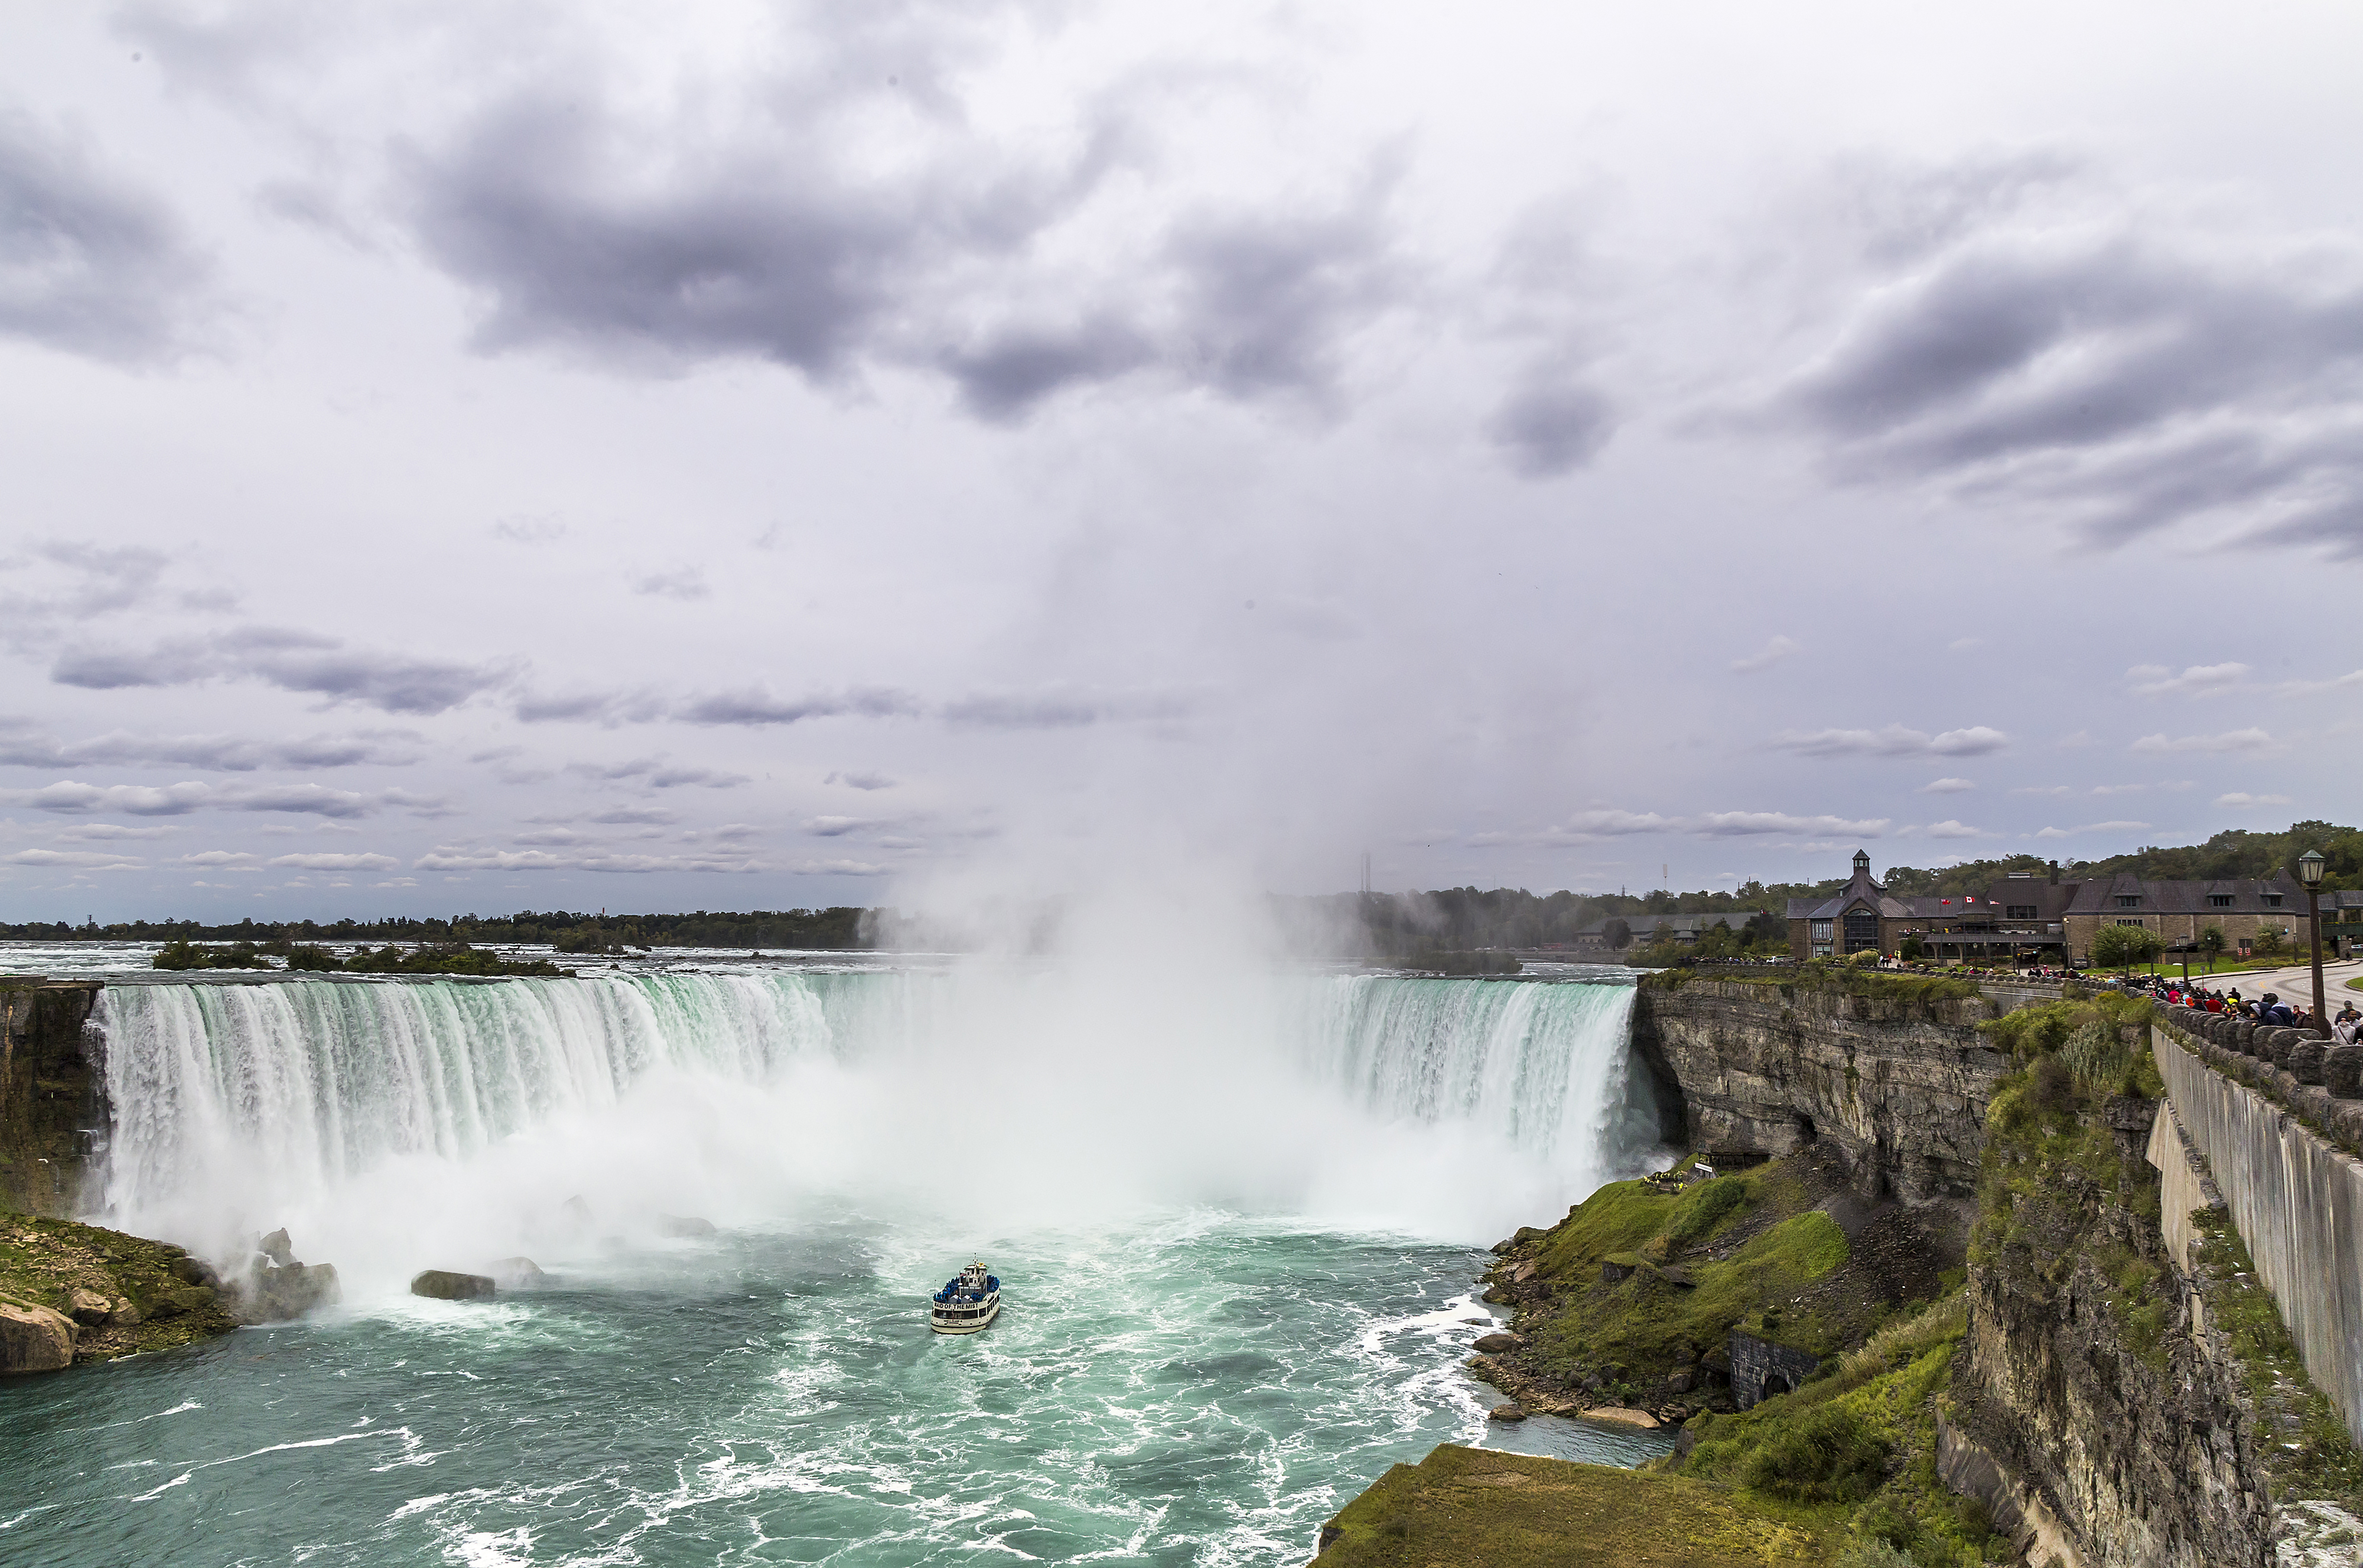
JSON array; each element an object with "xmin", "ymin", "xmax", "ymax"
[{"xmin": 0, "ymin": 1, "xmax": 2353, "ymax": 920}]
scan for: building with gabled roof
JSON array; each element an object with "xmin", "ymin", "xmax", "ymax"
[{"xmin": 1786, "ymin": 850, "xmax": 2334, "ymax": 966}]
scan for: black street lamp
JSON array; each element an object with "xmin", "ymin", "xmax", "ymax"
[{"xmin": 2300, "ymin": 849, "xmax": 2328, "ymax": 1036}]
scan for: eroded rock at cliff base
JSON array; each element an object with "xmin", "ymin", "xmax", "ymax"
[{"xmin": 0, "ymin": 1299, "xmax": 76, "ymax": 1373}]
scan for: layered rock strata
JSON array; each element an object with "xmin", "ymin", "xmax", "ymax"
[
  {"xmin": 1630, "ymin": 977, "xmax": 2010, "ymax": 1202},
  {"xmin": 0, "ymin": 980, "xmax": 102, "ymax": 1218}
]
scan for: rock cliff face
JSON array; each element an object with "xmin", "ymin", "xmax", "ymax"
[
  {"xmin": 1941, "ymin": 1088, "xmax": 2290, "ymax": 1568},
  {"xmin": 0, "ymin": 980, "xmax": 102, "ymax": 1218},
  {"xmin": 1630, "ymin": 977, "xmax": 2009, "ymax": 1202}
]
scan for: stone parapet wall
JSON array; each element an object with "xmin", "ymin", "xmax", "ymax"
[{"xmin": 2153, "ymin": 1011, "xmax": 2363, "ymax": 1447}]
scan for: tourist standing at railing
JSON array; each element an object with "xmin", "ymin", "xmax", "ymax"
[{"xmin": 2337, "ymin": 1004, "xmax": 2361, "ymax": 1046}]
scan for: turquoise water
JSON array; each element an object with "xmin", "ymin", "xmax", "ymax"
[
  {"xmin": 3, "ymin": 963, "xmax": 1667, "ymax": 1564},
  {"xmin": 0, "ymin": 1212, "xmax": 1666, "ymax": 1566}
]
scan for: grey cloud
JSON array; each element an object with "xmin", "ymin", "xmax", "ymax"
[
  {"xmin": 265, "ymin": 851, "xmax": 399, "ymax": 870},
  {"xmin": 826, "ymin": 770, "xmax": 898, "ymax": 790},
  {"xmin": 2126, "ymin": 662, "xmax": 2248, "ymax": 697},
  {"xmin": 1691, "ymin": 811, "xmax": 1890, "ymax": 838},
  {"xmin": 564, "ymin": 756, "xmax": 751, "ymax": 789},
  {"xmin": 940, "ymin": 688, "xmax": 1193, "ymax": 728},
  {"xmin": 2129, "ymin": 728, "xmax": 2277, "ymax": 754},
  {"xmin": 2034, "ymin": 819, "xmax": 2153, "ymax": 838},
  {"xmin": 1919, "ymin": 778, "xmax": 1975, "ymax": 794},
  {"xmin": 8, "ymin": 847, "xmax": 147, "ymax": 868},
  {"xmin": 940, "ymin": 317, "xmax": 1155, "ymax": 421},
  {"xmin": 1770, "ymin": 725, "xmax": 2008, "ymax": 759},
  {"xmin": 56, "ymin": 822, "xmax": 177, "ymax": 840},
  {"xmin": 633, "ymin": 567, "xmax": 709, "ymax": 601},
  {"xmin": 1729, "ymin": 635, "xmax": 1802, "ymax": 675},
  {"xmin": 803, "ymin": 815, "xmax": 903, "ymax": 838},
  {"xmin": 1486, "ymin": 380, "xmax": 1615, "ymax": 478},
  {"xmin": 0, "ymin": 779, "xmax": 438, "ymax": 818},
  {"xmin": 381, "ymin": 25, "xmax": 1408, "ymax": 424},
  {"xmin": 587, "ymin": 805, "xmax": 681, "ymax": 825},
  {"xmin": 411, "ymin": 844, "xmax": 766, "ymax": 874},
  {"xmin": 677, "ymin": 687, "xmax": 923, "ymax": 726},
  {"xmin": 1468, "ymin": 808, "xmax": 1887, "ymax": 846},
  {"xmin": 51, "ymin": 626, "xmax": 512, "ymax": 714},
  {"xmin": 0, "ymin": 113, "xmax": 216, "ymax": 361},
  {"xmin": 0, "ymin": 726, "xmax": 422, "ymax": 772},
  {"xmin": 1764, "ymin": 187, "xmax": 2363, "ymax": 552},
  {"xmin": 1158, "ymin": 170, "xmax": 1409, "ymax": 404}
]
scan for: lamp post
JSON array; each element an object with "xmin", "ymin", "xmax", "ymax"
[{"xmin": 2300, "ymin": 849, "xmax": 2328, "ymax": 1037}]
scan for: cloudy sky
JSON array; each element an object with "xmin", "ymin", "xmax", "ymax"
[{"xmin": 1, "ymin": 1, "xmax": 2354, "ymax": 922}]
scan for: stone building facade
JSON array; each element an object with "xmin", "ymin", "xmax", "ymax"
[{"xmin": 1787, "ymin": 852, "xmax": 2332, "ymax": 966}]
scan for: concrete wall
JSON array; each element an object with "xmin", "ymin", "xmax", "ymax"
[{"xmin": 2153, "ymin": 1022, "xmax": 2363, "ymax": 1447}]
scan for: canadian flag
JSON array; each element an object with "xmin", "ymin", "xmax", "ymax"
[{"xmin": 1940, "ymin": 898, "xmax": 1951, "ymax": 905}]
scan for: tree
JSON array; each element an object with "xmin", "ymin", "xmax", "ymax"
[
  {"xmin": 2255, "ymin": 926, "xmax": 2287, "ymax": 959},
  {"xmin": 2089, "ymin": 923, "xmax": 2165, "ymax": 974},
  {"xmin": 2199, "ymin": 925, "xmax": 2226, "ymax": 972},
  {"xmin": 1899, "ymin": 934, "xmax": 1925, "ymax": 962}
]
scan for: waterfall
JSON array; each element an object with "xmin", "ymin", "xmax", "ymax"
[
  {"xmin": 1296, "ymin": 975, "xmax": 1654, "ymax": 1200},
  {"xmin": 91, "ymin": 970, "xmax": 1661, "ymax": 1271}
]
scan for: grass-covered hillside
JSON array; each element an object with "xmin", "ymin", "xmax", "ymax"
[{"xmin": 1479, "ymin": 1145, "xmax": 1960, "ymax": 1417}]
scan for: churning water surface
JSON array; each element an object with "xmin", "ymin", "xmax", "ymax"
[{"xmin": 1, "ymin": 959, "xmax": 1671, "ymax": 1566}]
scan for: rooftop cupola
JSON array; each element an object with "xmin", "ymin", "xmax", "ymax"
[{"xmin": 1852, "ymin": 850, "xmax": 1871, "ymax": 878}]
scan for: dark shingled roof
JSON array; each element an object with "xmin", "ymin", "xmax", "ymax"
[{"xmin": 2061, "ymin": 871, "xmax": 2302, "ymax": 916}]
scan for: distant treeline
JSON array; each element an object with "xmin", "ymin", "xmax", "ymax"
[
  {"xmin": 8, "ymin": 821, "xmax": 2349, "ymax": 955},
  {"xmin": 1876, "ymin": 821, "xmax": 2362, "ymax": 897},
  {"xmin": 2, "ymin": 907, "xmax": 873, "ymax": 951}
]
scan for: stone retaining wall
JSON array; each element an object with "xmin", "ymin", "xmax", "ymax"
[
  {"xmin": 2153, "ymin": 1010, "xmax": 2363, "ymax": 1447},
  {"xmin": 1727, "ymin": 1330, "xmax": 1822, "ymax": 1410}
]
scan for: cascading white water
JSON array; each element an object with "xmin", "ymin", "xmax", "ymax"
[
  {"xmin": 1296, "ymin": 975, "xmax": 1653, "ymax": 1199},
  {"xmin": 92, "ymin": 968, "xmax": 1662, "ymax": 1282}
]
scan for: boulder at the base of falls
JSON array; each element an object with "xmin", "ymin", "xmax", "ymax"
[
  {"xmin": 0, "ymin": 1300, "xmax": 77, "ymax": 1374},
  {"xmin": 1473, "ymin": 1331, "xmax": 1526, "ymax": 1354},
  {"xmin": 487, "ymin": 1257, "xmax": 546, "ymax": 1289},
  {"xmin": 259, "ymin": 1228, "xmax": 295, "ymax": 1267},
  {"xmin": 411, "ymin": 1269, "xmax": 497, "ymax": 1302},
  {"xmin": 237, "ymin": 1263, "xmax": 341, "ymax": 1324},
  {"xmin": 170, "ymin": 1254, "xmax": 223, "ymax": 1289},
  {"xmin": 1488, "ymin": 1403, "xmax": 1528, "ymax": 1423},
  {"xmin": 656, "ymin": 1215, "xmax": 717, "ymax": 1238},
  {"xmin": 67, "ymin": 1287, "xmax": 114, "ymax": 1326}
]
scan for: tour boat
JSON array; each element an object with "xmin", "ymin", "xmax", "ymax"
[{"xmin": 930, "ymin": 1261, "xmax": 1001, "ymax": 1334}]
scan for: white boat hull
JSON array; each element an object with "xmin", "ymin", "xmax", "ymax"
[{"xmin": 931, "ymin": 1296, "xmax": 1001, "ymax": 1334}]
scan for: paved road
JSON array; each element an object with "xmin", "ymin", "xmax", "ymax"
[{"xmin": 2154, "ymin": 954, "xmax": 2363, "ymax": 1011}]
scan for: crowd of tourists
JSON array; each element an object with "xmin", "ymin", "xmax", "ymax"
[{"xmin": 2123, "ymin": 974, "xmax": 2363, "ymax": 1042}]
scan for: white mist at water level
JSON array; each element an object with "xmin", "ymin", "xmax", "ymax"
[{"xmin": 95, "ymin": 962, "xmax": 1660, "ymax": 1292}]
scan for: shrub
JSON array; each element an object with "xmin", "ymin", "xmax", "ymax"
[
  {"xmin": 1833, "ymin": 1541, "xmax": 1916, "ymax": 1568},
  {"xmin": 2061, "ymin": 1020, "xmax": 2131, "ymax": 1093},
  {"xmin": 1739, "ymin": 1403, "xmax": 1892, "ymax": 1504},
  {"xmin": 2027, "ymin": 1055, "xmax": 2076, "ymax": 1117}
]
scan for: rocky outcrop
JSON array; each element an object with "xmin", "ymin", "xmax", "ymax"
[
  {"xmin": 0, "ymin": 1214, "xmax": 237, "ymax": 1362},
  {"xmin": 1632, "ymin": 976, "xmax": 2009, "ymax": 1202},
  {"xmin": 0, "ymin": 1299, "xmax": 76, "ymax": 1373},
  {"xmin": 411, "ymin": 1268, "xmax": 496, "ymax": 1300},
  {"xmin": 0, "ymin": 980, "xmax": 102, "ymax": 1218}
]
